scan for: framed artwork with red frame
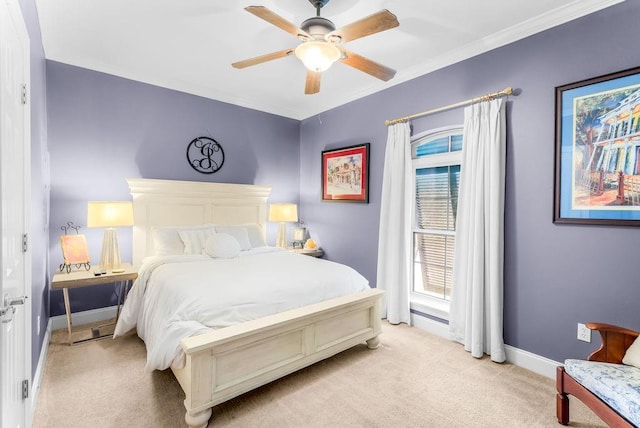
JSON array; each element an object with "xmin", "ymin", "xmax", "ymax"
[{"xmin": 321, "ymin": 143, "xmax": 369, "ymax": 203}]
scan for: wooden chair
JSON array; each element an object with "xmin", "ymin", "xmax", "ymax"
[{"xmin": 556, "ymin": 322, "xmax": 639, "ymax": 427}]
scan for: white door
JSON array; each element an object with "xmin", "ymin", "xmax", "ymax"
[{"xmin": 0, "ymin": 0, "xmax": 31, "ymax": 427}]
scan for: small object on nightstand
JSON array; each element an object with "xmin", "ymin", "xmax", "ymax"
[
  {"xmin": 292, "ymin": 226, "xmax": 306, "ymax": 249},
  {"xmin": 59, "ymin": 222, "xmax": 91, "ymax": 273},
  {"xmin": 303, "ymin": 238, "xmax": 317, "ymax": 250}
]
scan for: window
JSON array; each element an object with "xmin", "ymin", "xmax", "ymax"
[{"xmin": 411, "ymin": 127, "xmax": 463, "ymax": 318}]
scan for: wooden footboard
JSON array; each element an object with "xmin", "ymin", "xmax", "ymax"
[{"xmin": 171, "ymin": 288, "xmax": 384, "ymax": 428}]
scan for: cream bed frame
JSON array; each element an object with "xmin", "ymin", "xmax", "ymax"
[{"xmin": 127, "ymin": 178, "xmax": 384, "ymax": 427}]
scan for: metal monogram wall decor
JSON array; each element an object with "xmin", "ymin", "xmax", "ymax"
[{"xmin": 187, "ymin": 136, "xmax": 225, "ymax": 174}]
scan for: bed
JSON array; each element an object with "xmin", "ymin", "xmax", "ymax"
[{"xmin": 116, "ymin": 178, "xmax": 384, "ymax": 428}]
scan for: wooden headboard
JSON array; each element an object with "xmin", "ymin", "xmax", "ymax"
[{"xmin": 127, "ymin": 178, "xmax": 271, "ymax": 266}]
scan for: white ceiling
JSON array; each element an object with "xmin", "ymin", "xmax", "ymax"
[{"xmin": 35, "ymin": 0, "xmax": 623, "ymax": 120}]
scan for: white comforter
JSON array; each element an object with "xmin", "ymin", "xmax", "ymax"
[{"xmin": 114, "ymin": 248, "xmax": 370, "ymax": 371}]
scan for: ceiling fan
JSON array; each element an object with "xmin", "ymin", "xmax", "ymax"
[{"xmin": 232, "ymin": 0, "xmax": 399, "ymax": 95}]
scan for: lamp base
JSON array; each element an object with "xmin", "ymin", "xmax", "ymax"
[
  {"xmin": 276, "ymin": 222, "xmax": 287, "ymax": 248},
  {"xmin": 100, "ymin": 228, "xmax": 122, "ymax": 271}
]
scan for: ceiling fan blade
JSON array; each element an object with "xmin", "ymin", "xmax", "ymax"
[
  {"xmin": 232, "ymin": 48, "xmax": 294, "ymax": 69},
  {"xmin": 340, "ymin": 49, "xmax": 396, "ymax": 81},
  {"xmin": 305, "ymin": 70, "xmax": 321, "ymax": 94},
  {"xmin": 326, "ymin": 10, "xmax": 398, "ymax": 44},
  {"xmin": 245, "ymin": 6, "xmax": 311, "ymax": 40}
]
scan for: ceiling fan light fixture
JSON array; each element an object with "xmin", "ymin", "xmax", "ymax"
[{"xmin": 294, "ymin": 41, "xmax": 341, "ymax": 72}]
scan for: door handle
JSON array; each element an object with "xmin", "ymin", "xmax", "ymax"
[
  {"xmin": 6, "ymin": 296, "xmax": 27, "ymax": 306},
  {"xmin": 1, "ymin": 306, "xmax": 15, "ymax": 323},
  {"xmin": 1, "ymin": 294, "xmax": 27, "ymax": 324},
  {"xmin": 4, "ymin": 294, "xmax": 27, "ymax": 307}
]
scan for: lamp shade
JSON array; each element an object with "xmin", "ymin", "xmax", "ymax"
[
  {"xmin": 87, "ymin": 201, "xmax": 133, "ymax": 228},
  {"xmin": 294, "ymin": 41, "xmax": 341, "ymax": 72},
  {"xmin": 268, "ymin": 203, "xmax": 298, "ymax": 223}
]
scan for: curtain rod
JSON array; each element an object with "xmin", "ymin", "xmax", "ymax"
[{"xmin": 384, "ymin": 86, "xmax": 514, "ymax": 126}]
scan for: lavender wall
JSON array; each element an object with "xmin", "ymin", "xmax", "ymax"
[
  {"xmin": 46, "ymin": 62, "xmax": 300, "ymax": 316},
  {"xmin": 300, "ymin": 0, "xmax": 640, "ymax": 362},
  {"xmin": 43, "ymin": 1, "xmax": 639, "ymax": 364},
  {"xmin": 18, "ymin": 0, "xmax": 50, "ymax": 379}
]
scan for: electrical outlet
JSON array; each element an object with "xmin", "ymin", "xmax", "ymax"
[
  {"xmin": 577, "ymin": 323, "xmax": 591, "ymax": 343},
  {"xmin": 37, "ymin": 315, "xmax": 41, "ymax": 335}
]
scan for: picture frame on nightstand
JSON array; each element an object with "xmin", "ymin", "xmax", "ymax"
[
  {"xmin": 292, "ymin": 226, "xmax": 306, "ymax": 249},
  {"xmin": 59, "ymin": 234, "xmax": 91, "ymax": 273}
]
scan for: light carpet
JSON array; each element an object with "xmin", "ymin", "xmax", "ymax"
[{"xmin": 33, "ymin": 322, "xmax": 604, "ymax": 427}]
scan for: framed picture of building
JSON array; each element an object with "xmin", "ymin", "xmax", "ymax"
[
  {"xmin": 321, "ymin": 143, "xmax": 370, "ymax": 203},
  {"xmin": 554, "ymin": 66, "xmax": 640, "ymax": 226}
]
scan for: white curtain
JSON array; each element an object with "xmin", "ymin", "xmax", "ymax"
[
  {"xmin": 449, "ymin": 98, "xmax": 506, "ymax": 362},
  {"xmin": 376, "ymin": 122, "xmax": 412, "ymax": 324}
]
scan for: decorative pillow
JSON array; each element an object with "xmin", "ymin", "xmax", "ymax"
[
  {"xmin": 152, "ymin": 224, "xmax": 214, "ymax": 256},
  {"xmin": 213, "ymin": 225, "xmax": 252, "ymax": 250},
  {"xmin": 178, "ymin": 228, "xmax": 216, "ymax": 255},
  {"xmin": 204, "ymin": 233, "xmax": 241, "ymax": 258},
  {"xmin": 622, "ymin": 336, "xmax": 640, "ymax": 368}
]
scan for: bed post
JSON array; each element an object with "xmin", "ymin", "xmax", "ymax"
[
  {"xmin": 366, "ymin": 289, "xmax": 382, "ymax": 349},
  {"xmin": 185, "ymin": 408, "xmax": 212, "ymax": 428},
  {"xmin": 366, "ymin": 336, "xmax": 380, "ymax": 349}
]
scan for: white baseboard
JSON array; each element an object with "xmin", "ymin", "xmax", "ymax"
[
  {"xmin": 50, "ymin": 305, "xmax": 118, "ymax": 330},
  {"xmin": 504, "ymin": 344, "xmax": 561, "ymax": 379},
  {"xmin": 410, "ymin": 312, "xmax": 450, "ymax": 337},
  {"xmin": 31, "ymin": 319, "xmax": 51, "ymax": 414},
  {"xmin": 410, "ymin": 312, "xmax": 560, "ymax": 379}
]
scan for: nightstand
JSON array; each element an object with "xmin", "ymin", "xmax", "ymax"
[
  {"xmin": 51, "ymin": 263, "xmax": 137, "ymax": 345},
  {"xmin": 288, "ymin": 247, "xmax": 324, "ymax": 258}
]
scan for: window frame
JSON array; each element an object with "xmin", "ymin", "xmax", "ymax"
[{"xmin": 410, "ymin": 125, "xmax": 463, "ymax": 321}]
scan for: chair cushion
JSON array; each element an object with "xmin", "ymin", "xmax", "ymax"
[{"xmin": 565, "ymin": 359, "xmax": 640, "ymax": 426}]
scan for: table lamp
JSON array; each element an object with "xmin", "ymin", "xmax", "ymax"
[
  {"xmin": 87, "ymin": 201, "xmax": 133, "ymax": 272},
  {"xmin": 268, "ymin": 203, "xmax": 298, "ymax": 248}
]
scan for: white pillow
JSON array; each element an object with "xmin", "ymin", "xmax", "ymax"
[
  {"xmin": 244, "ymin": 224, "xmax": 267, "ymax": 248},
  {"xmin": 178, "ymin": 228, "xmax": 216, "ymax": 255},
  {"xmin": 152, "ymin": 224, "xmax": 214, "ymax": 256},
  {"xmin": 622, "ymin": 335, "xmax": 640, "ymax": 368},
  {"xmin": 204, "ymin": 233, "xmax": 241, "ymax": 258},
  {"xmin": 213, "ymin": 226, "xmax": 252, "ymax": 250}
]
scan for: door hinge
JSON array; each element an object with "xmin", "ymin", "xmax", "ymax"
[
  {"xmin": 22, "ymin": 379, "xmax": 29, "ymax": 400},
  {"xmin": 22, "ymin": 233, "xmax": 28, "ymax": 253},
  {"xmin": 21, "ymin": 84, "xmax": 27, "ymax": 105}
]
